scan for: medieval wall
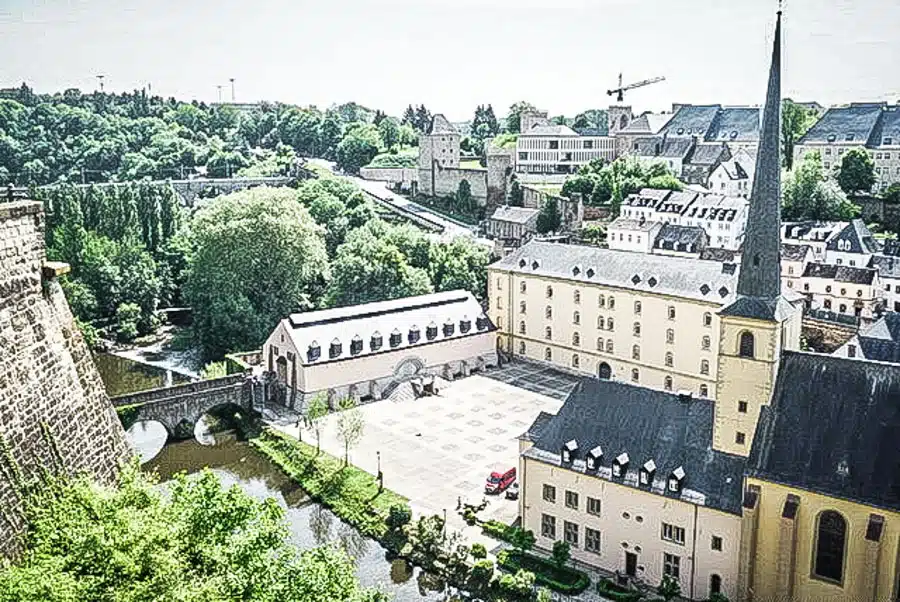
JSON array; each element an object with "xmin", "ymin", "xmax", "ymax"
[{"xmin": 0, "ymin": 200, "xmax": 130, "ymax": 559}]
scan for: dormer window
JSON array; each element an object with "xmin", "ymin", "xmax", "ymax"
[
  {"xmin": 586, "ymin": 268, "xmax": 595, "ymax": 278},
  {"xmin": 389, "ymin": 329, "xmax": 402, "ymax": 348},
  {"xmin": 669, "ymin": 466, "xmax": 686, "ymax": 493},
  {"xmin": 408, "ymin": 325, "xmax": 421, "ymax": 344},
  {"xmin": 562, "ymin": 439, "xmax": 578, "ymax": 464},
  {"xmin": 640, "ymin": 460, "xmax": 656, "ymax": 486},
  {"xmin": 519, "ymin": 257, "xmax": 528, "ymax": 268},
  {"xmin": 476, "ymin": 315, "xmax": 489, "ymax": 331},
  {"xmin": 443, "ymin": 318, "xmax": 455, "ymax": 337},
  {"xmin": 612, "ymin": 452, "xmax": 629, "ymax": 478},
  {"xmin": 307, "ymin": 341, "xmax": 321, "ymax": 362},
  {"xmin": 586, "ymin": 446, "xmax": 603, "ymax": 471},
  {"xmin": 460, "ymin": 316, "xmax": 472, "ymax": 333},
  {"xmin": 329, "ymin": 338, "xmax": 342, "ymax": 359},
  {"xmin": 426, "ymin": 322, "xmax": 439, "ymax": 340},
  {"xmin": 350, "ymin": 335, "xmax": 363, "ymax": 355},
  {"xmin": 370, "ymin": 331, "xmax": 383, "ymax": 351}
]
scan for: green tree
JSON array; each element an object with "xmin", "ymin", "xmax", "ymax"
[
  {"xmin": 467, "ymin": 559, "xmax": 494, "ymax": 594},
  {"xmin": 837, "ymin": 147, "xmax": 876, "ymax": 194},
  {"xmin": 509, "ymin": 527, "xmax": 536, "ymax": 555},
  {"xmin": 508, "ymin": 175, "xmax": 524, "ymax": 207},
  {"xmin": 505, "ymin": 101, "xmax": 538, "ymax": 133},
  {"xmin": 0, "ymin": 466, "xmax": 381, "ymax": 601},
  {"xmin": 428, "ymin": 236, "xmax": 490, "ymax": 301},
  {"xmin": 580, "ymin": 222, "xmax": 606, "ymax": 246},
  {"xmin": 657, "ymin": 574, "xmax": 682, "ymax": 602},
  {"xmin": 551, "ymin": 540, "xmax": 570, "ymax": 569},
  {"xmin": 455, "ymin": 179, "xmax": 474, "ymax": 213},
  {"xmin": 186, "ymin": 187, "xmax": 329, "ymax": 358},
  {"xmin": 307, "ymin": 393, "xmax": 329, "ymax": 453},
  {"xmin": 782, "ymin": 99, "xmax": 817, "ymax": 170},
  {"xmin": 336, "ymin": 124, "xmax": 382, "ymax": 174},
  {"xmin": 335, "ymin": 398, "xmax": 365, "ymax": 466},
  {"xmin": 783, "ymin": 151, "xmax": 860, "ymax": 221},
  {"xmin": 377, "ymin": 117, "xmax": 400, "ymax": 150},
  {"xmin": 471, "ymin": 104, "xmax": 500, "ymax": 139},
  {"xmin": 536, "ymin": 197, "xmax": 562, "ymax": 233},
  {"xmin": 114, "ymin": 302, "xmax": 141, "ymax": 342}
]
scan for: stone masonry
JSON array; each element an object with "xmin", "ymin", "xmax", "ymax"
[{"xmin": 0, "ymin": 200, "xmax": 130, "ymax": 559}]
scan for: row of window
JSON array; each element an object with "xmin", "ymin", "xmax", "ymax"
[{"xmin": 520, "ymin": 320, "xmax": 710, "ymax": 347}]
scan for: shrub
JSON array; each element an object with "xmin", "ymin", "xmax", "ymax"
[
  {"xmin": 468, "ymin": 558, "xmax": 494, "ymax": 593},
  {"xmin": 386, "ymin": 504, "xmax": 412, "ymax": 531},
  {"xmin": 496, "ymin": 569, "xmax": 535, "ymax": 599},
  {"xmin": 200, "ymin": 361, "xmax": 227, "ymax": 379},
  {"xmin": 114, "ymin": 302, "xmax": 141, "ymax": 342},
  {"xmin": 470, "ymin": 542, "xmax": 487, "ymax": 560},
  {"xmin": 597, "ymin": 578, "xmax": 644, "ymax": 602},
  {"xmin": 497, "ymin": 550, "xmax": 590, "ymax": 595},
  {"xmin": 551, "ymin": 540, "xmax": 570, "ymax": 568}
]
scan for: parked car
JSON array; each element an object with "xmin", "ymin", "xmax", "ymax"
[
  {"xmin": 485, "ymin": 467, "xmax": 516, "ymax": 494},
  {"xmin": 505, "ymin": 482, "xmax": 519, "ymax": 500}
]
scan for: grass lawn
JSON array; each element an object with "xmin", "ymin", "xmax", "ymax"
[
  {"xmin": 459, "ymin": 159, "xmax": 485, "ymax": 170},
  {"xmin": 251, "ymin": 428, "xmax": 409, "ymax": 540}
]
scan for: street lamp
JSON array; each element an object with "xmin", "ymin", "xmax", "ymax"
[{"xmin": 376, "ymin": 450, "xmax": 383, "ymax": 493}]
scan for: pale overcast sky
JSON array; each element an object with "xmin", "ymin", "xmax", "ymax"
[{"xmin": 2, "ymin": 0, "xmax": 898, "ymax": 121}]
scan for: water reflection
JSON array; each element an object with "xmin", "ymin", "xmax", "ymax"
[
  {"xmin": 126, "ymin": 421, "xmax": 168, "ymax": 464},
  {"xmin": 93, "ymin": 352, "xmax": 191, "ymax": 397}
]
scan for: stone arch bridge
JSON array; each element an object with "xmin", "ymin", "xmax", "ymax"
[{"xmin": 111, "ymin": 373, "xmax": 259, "ymax": 438}]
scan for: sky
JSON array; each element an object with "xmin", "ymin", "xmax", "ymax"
[{"xmin": 2, "ymin": 0, "xmax": 899, "ymax": 121}]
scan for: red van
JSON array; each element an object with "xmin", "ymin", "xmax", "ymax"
[{"xmin": 485, "ymin": 467, "xmax": 516, "ymax": 494}]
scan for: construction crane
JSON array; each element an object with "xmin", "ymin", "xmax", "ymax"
[{"xmin": 607, "ymin": 73, "xmax": 665, "ymax": 102}]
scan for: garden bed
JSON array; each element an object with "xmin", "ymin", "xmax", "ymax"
[
  {"xmin": 497, "ymin": 550, "xmax": 590, "ymax": 595},
  {"xmin": 596, "ymin": 577, "xmax": 644, "ymax": 601}
]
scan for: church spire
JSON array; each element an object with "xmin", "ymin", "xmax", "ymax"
[{"xmin": 736, "ymin": 8, "xmax": 782, "ymax": 299}]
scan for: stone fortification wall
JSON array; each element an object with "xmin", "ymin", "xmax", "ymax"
[
  {"xmin": 0, "ymin": 201, "xmax": 130, "ymax": 559},
  {"xmin": 419, "ymin": 166, "xmax": 489, "ymax": 204}
]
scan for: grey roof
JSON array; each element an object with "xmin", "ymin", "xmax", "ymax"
[
  {"xmin": 683, "ymin": 193, "xmax": 746, "ymax": 221},
  {"xmin": 782, "ymin": 221, "xmax": 845, "ymax": 243},
  {"xmin": 863, "ymin": 312, "xmax": 900, "ymax": 342},
  {"xmin": 657, "ymin": 191, "xmax": 698, "ymax": 215},
  {"xmin": 856, "ymin": 314, "xmax": 900, "ymax": 363},
  {"xmin": 633, "ymin": 137, "xmax": 694, "ymax": 159},
  {"xmin": 689, "ymin": 143, "xmax": 730, "ymax": 166},
  {"xmin": 608, "ymin": 217, "xmax": 660, "ymax": 233},
  {"xmin": 659, "ymin": 105, "xmax": 722, "ymax": 138},
  {"xmin": 825, "ymin": 219, "xmax": 881, "ymax": 254},
  {"xmin": 719, "ymin": 295, "xmax": 797, "ymax": 322},
  {"xmin": 882, "ymin": 240, "xmax": 900, "ymax": 257},
  {"xmin": 869, "ymin": 254, "xmax": 900, "ymax": 279},
  {"xmin": 870, "ymin": 107, "xmax": 900, "ymax": 147},
  {"xmin": 526, "ymin": 378, "xmax": 747, "ymax": 514},
  {"xmin": 619, "ymin": 113, "xmax": 671, "ymax": 135},
  {"xmin": 798, "ymin": 104, "xmax": 883, "ymax": 145},
  {"xmin": 654, "ymin": 224, "xmax": 708, "ymax": 252},
  {"xmin": 700, "ymin": 248, "xmax": 738, "ymax": 262},
  {"xmin": 718, "ymin": 159, "xmax": 750, "ymax": 180},
  {"xmin": 781, "ymin": 243, "xmax": 812, "ymax": 262},
  {"xmin": 705, "ymin": 107, "xmax": 761, "ymax": 143},
  {"xmin": 574, "ymin": 127, "xmax": 608, "ymax": 137},
  {"xmin": 622, "ymin": 188, "xmax": 673, "ymax": 208},
  {"xmin": 491, "ymin": 240, "xmax": 738, "ymax": 304},
  {"xmin": 281, "ymin": 290, "xmax": 492, "ymax": 366},
  {"xmin": 489, "ymin": 205, "xmax": 539, "ymax": 225},
  {"xmin": 519, "ymin": 411, "xmax": 555, "ymax": 442},
  {"xmin": 521, "ymin": 124, "xmax": 578, "ymax": 137},
  {"xmin": 802, "ymin": 262, "xmax": 877, "ymax": 285},
  {"xmin": 428, "ymin": 114, "xmax": 458, "ymax": 135},
  {"xmin": 749, "ymin": 351, "xmax": 900, "ymax": 511}
]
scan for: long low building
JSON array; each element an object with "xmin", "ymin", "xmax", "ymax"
[{"xmin": 263, "ymin": 291, "xmax": 498, "ymax": 410}]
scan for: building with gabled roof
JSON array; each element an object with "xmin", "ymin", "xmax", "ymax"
[
  {"xmin": 800, "ymin": 262, "xmax": 882, "ymax": 321},
  {"xmin": 823, "ymin": 218, "xmax": 881, "ymax": 267},
  {"xmin": 869, "ymin": 253, "xmax": 900, "ymax": 312},
  {"xmin": 263, "ymin": 290, "xmax": 497, "ymax": 409},
  {"xmin": 834, "ymin": 312, "xmax": 900, "ymax": 363}
]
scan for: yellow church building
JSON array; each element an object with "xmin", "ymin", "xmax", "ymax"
[{"xmin": 503, "ymin": 8, "xmax": 900, "ymax": 601}]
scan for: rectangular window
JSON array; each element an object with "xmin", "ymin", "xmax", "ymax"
[
  {"xmin": 738, "ymin": 400, "xmax": 748, "ymax": 413},
  {"xmin": 736, "ymin": 431, "xmax": 746, "ymax": 445},
  {"xmin": 585, "ymin": 527, "xmax": 602, "ymax": 554},
  {"xmin": 541, "ymin": 514, "xmax": 557, "ymax": 539},
  {"xmin": 663, "ymin": 553, "xmax": 681, "ymax": 579},
  {"xmin": 848, "ymin": 345, "xmax": 856, "ymax": 358},
  {"xmin": 661, "ymin": 523, "xmax": 686, "ymax": 545},
  {"xmin": 587, "ymin": 497, "xmax": 602, "ymax": 516},
  {"xmin": 564, "ymin": 521, "xmax": 579, "ymax": 548},
  {"xmin": 711, "ymin": 536, "xmax": 723, "ymax": 551},
  {"xmin": 565, "ymin": 490, "xmax": 579, "ymax": 510},
  {"xmin": 584, "ymin": 140, "xmax": 594, "ymax": 149},
  {"xmin": 543, "ymin": 484, "xmax": 556, "ymax": 503}
]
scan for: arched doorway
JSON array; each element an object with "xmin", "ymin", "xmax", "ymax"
[{"xmin": 598, "ymin": 362, "xmax": 612, "ymax": 380}]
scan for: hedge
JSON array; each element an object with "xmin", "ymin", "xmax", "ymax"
[
  {"xmin": 497, "ymin": 550, "xmax": 590, "ymax": 595},
  {"xmin": 482, "ymin": 519, "xmax": 517, "ymax": 542},
  {"xmin": 596, "ymin": 578, "xmax": 644, "ymax": 602},
  {"xmin": 251, "ymin": 428, "xmax": 409, "ymax": 540}
]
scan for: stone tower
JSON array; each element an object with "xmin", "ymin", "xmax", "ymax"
[
  {"xmin": 714, "ymin": 9, "xmax": 801, "ymax": 457},
  {"xmin": 0, "ymin": 200, "xmax": 130, "ymax": 558},
  {"xmin": 607, "ymin": 105, "xmax": 633, "ymax": 135},
  {"xmin": 417, "ymin": 114, "xmax": 460, "ymax": 197}
]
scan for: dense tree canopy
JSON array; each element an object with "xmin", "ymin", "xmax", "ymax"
[
  {"xmin": 781, "ymin": 100, "xmax": 818, "ymax": 171},
  {"xmin": 837, "ymin": 147, "xmax": 876, "ymax": 194},
  {"xmin": 783, "ymin": 151, "xmax": 859, "ymax": 221},
  {"xmin": 561, "ymin": 156, "xmax": 682, "ymax": 214},
  {"xmin": 186, "ymin": 187, "xmax": 330, "ymax": 358},
  {"xmin": 504, "ymin": 101, "xmax": 538, "ymax": 134},
  {"xmin": 0, "ymin": 467, "xmax": 384, "ymax": 602}
]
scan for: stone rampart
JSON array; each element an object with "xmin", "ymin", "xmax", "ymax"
[{"xmin": 0, "ymin": 201, "xmax": 130, "ymax": 559}]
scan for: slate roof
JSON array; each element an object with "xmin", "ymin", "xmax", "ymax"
[
  {"xmin": 683, "ymin": 193, "xmax": 746, "ymax": 222},
  {"xmin": 521, "ymin": 124, "xmax": 578, "ymax": 137},
  {"xmin": 802, "ymin": 262, "xmax": 877, "ymax": 284},
  {"xmin": 781, "ymin": 243, "xmax": 812, "ymax": 262},
  {"xmin": 519, "ymin": 411, "xmax": 555, "ymax": 442},
  {"xmin": 489, "ymin": 206, "xmax": 539, "ymax": 225},
  {"xmin": 619, "ymin": 113, "xmax": 671, "ymax": 135},
  {"xmin": 825, "ymin": 219, "xmax": 881, "ymax": 254},
  {"xmin": 608, "ymin": 217, "xmax": 660, "ymax": 233},
  {"xmin": 749, "ymin": 351, "xmax": 900, "ymax": 512},
  {"xmin": 700, "ymin": 248, "xmax": 738, "ymax": 262},
  {"xmin": 633, "ymin": 137, "xmax": 695, "ymax": 159},
  {"xmin": 525, "ymin": 378, "xmax": 747, "ymax": 514},
  {"xmin": 657, "ymin": 191, "xmax": 698, "ymax": 215},
  {"xmin": 705, "ymin": 107, "xmax": 761, "ymax": 143},
  {"xmin": 717, "ymin": 159, "xmax": 750, "ymax": 180},
  {"xmin": 882, "ymin": 240, "xmax": 900, "ymax": 257},
  {"xmin": 654, "ymin": 224, "xmax": 707, "ymax": 252},
  {"xmin": 492, "ymin": 240, "xmax": 738, "ymax": 304},
  {"xmin": 718, "ymin": 295, "xmax": 797, "ymax": 322},
  {"xmin": 870, "ymin": 107, "xmax": 900, "ymax": 147},
  {"xmin": 689, "ymin": 143, "xmax": 730, "ymax": 166},
  {"xmin": 281, "ymin": 290, "xmax": 493, "ymax": 366},
  {"xmin": 659, "ymin": 105, "xmax": 722, "ymax": 138},
  {"xmin": 869, "ymin": 254, "xmax": 900, "ymax": 279},
  {"xmin": 428, "ymin": 114, "xmax": 458, "ymax": 135},
  {"xmin": 622, "ymin": 188, "xmax": 673, "ymax": 208},
  {"xmin": 798, "ymin": 104, "xmax": 883, "ymax": 145},
  {"xmin": 856, "ymin": 314, "xmax": 900, "ymax": 363},
  {"xmin": 782, "ymin": 221, "xmax": 845, "ymax": 243},
  {"xmin": 574, "ymin": 127, "xmax": 608, "ymax": 137}
]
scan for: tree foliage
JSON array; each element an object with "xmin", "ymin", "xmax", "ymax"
[
  {"xmin": 561, "ymin": 156, "xmax": 680, "ymax": 214},
  {"xmin": 505, "ymin": 101, "xmax": 538, "ymax": 134},
  {"xmin": 783, "ymin": 151, "xmax": 860, "ymax": 221},
  {"xmin": 657, "ymin": 574, "xmax": 682, "ymax": 601},
  {"xmin": 186, "ymin": 186, "xmax": 329, "ymax": 358},
  {"xmin": 536, "ymin": 198, "xmax": 562, "ymax": 234},
  {"xmin": 336, "ymin": 123, "xmax": 382, "ymax": 174},
  {"xmin": 335, "ymin": 398, "xmax": 365, "ymax": 465},
  {"xmin": 837, "ymin": 147, "xmax": 876, "ymax": 194},
  {"xmin": 0, "ymin": 466, "xmax": 383, "ymax": 602},
  {"xmin": 471, "ymin": 105, "xmax": 500, "ymax": 139},
  {"xmin": 782, "ymin": 99, "xmax": 818, "ymax": 171}
]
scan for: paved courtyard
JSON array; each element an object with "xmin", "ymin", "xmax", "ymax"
[{"xmin": 271, "ymin": 366, "xmax": 576, "ymax": 538}]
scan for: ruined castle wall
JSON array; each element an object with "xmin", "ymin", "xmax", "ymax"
[{"xmin": 0, "ymin": 201, "xmax": 130, "ymax": 558}]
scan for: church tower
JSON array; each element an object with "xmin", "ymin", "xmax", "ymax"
[{"xmin": 714, "ymin": 8, "xmax": 802, "ymax": 456}]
